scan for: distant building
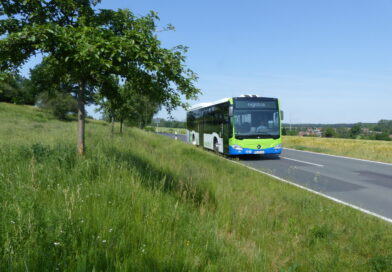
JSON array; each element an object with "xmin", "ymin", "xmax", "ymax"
[
  {"xmin": 361, "ymin": 128, "xmax": 370, "ymax": 135},
  {"xmin": 298, "ymin": 128, "xmax": 322, "ymax": 137}
]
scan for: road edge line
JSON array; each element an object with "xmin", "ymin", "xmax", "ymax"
[
  {"xmin": 280, "ymin": 156, "xmax": 324, "ymax": 167},
  {"xmin": 229, "ymin": 159, "xmax": 392, "ymax": 225},
  {"xmin": 284, "ymin": 147, "xmax": 392, "ymax": 166},
  {"xmin": 159, "ymin": 132, "xmax": 392, "ymax": 224}
]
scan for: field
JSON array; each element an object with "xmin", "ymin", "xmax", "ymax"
[
  {"xmin": 283, "ymin": 136, "xmax": 392, "ymax": 164},
  {"xmin": 1, "ymin": 102, "xmax": 392, "ymax": 271}
]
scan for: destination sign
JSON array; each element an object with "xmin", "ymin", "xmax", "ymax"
[{"xmin": 235, "ymin": 100, "xmax": 277, "ymax": 109}]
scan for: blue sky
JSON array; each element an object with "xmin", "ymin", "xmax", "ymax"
[{"xmin": 22, "ymin": 0, "xmax": 392, "ymax": 123}]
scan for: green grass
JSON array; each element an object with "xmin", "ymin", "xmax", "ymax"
[
  {"xmin": 1, "ymin": 102, "xmax": 392, "ymax": 271},
  {"xmin": 283, "ymin": 136, "xmax": 392, "ymax": 164}
]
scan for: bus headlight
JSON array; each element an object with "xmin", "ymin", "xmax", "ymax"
[
  {"xmin": 274, "ymin": 144, "xmax": 282, "ymax": 149},
  {"xmin": 232, "ymin": 145, "xmax": 243, "ymax": 151}
]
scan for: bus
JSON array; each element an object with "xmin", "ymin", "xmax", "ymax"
[{"xmin": 186, "ymin": 95, "xmax": 283, "ymax": 155}]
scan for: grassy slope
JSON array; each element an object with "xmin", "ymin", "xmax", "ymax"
[
  {"xmin": 1, "ymin": 102, "xmax": 392, "ymax": 271},
  {"xmin": 283, "ymin": 136, "xmax": 392, "ymax": 164}
]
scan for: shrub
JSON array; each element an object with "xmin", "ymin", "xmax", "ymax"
[{"xmin": 36, "ymin": 92, "xmax": 77, "ymax": 120}]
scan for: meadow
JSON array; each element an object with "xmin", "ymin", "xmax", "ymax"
[
  {"xmin": 283, "ymin": 136, "xmax": 392, "ymax": 164},
  {"xmin": 1, "ymin": 102, "xmax": 392, "ymax": 271}
]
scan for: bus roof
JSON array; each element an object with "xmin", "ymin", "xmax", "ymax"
[
  {"xmin": 188, "ymin": 95, "xmax": 278, "ymax": 112},
  {"xmin": 188, "ymin": 97, "xmax": 230, "ymax": 111}
]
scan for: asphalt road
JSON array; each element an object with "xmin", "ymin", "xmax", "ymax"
[{"xmin": 159, "ymin": 132, "xmax": 392, "ymax": 222}]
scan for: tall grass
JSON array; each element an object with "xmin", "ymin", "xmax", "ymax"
[
  {"xmin": 283, "ymin": 136, "xmax": 392, "ymax": 163},
  {"xmin": 1, "ymin": 102, "xmax": 392, "ymax": 271}
]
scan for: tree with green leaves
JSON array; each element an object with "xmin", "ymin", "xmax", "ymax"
[
  {"xmin": 374, "ymin": 120, "xmax": 392, "ymax": 134},
  {"xmin": 0, "ymin": 72, "xmax": 36, "ymax": 105},
  {"xmin": 98, "ymin": 77, "xmax": 161, "ymax": 133},
  {"xmin": 350, "ymin": 123, "xmax": 362, "ymax": 139},
  {"xmin": 1, "ymin": 1, "xmax": 199, "ymax": 154},
  {"xmin": 36, "ymin": 91, "xmax": 78, "ymax": 120},
  {"xmin": 323, "ymin": 127, "xmax": 336, "ymax": 138},
  {"xmin": 29, "ymin": 59, "xmax": 84, "ymax": 120}
]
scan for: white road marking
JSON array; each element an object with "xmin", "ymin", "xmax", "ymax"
[
  {"xmin": 163, "ymin": 133, "xmax": 392, "ymax": 224},
  {"xmin": 229, "ymin": 160, "xmax": 392, "ymax": 225},
  {"xmin": 284, "ymin": 148, "xmax": 392, "ymax": 166},
  {"xmin": 280, "ymin": 156, "xmax": 324, "ymax": 167}
]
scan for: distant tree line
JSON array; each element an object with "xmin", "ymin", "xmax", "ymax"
[
  {"xmin": 150, "ymin": 118, "xmax": 186, "ymax": 129},
  {"xmin": 283, "ymin": 121, "xmax": 392, "ymax": 141}
]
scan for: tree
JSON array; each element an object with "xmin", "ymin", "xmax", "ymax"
[
  {"xmin": 0, "ymin": 72, "xmax": 36, "ymax": 104},
  {"xmin": 36, "ymin": 91, "xmax": 78, "ymax": 120},
  {"xmin": 350, "ymin": 123, "xmax": 362, "ymax": 139},
  {"xmin": 335, "ymin": 127, "xmax": 350, "ymax": 138},
  {"xmin": 98, "ymin": 77, "xmax": 161, "ymax": 133},
  {"xmin": 323, "ymin": 127, "xmax": 336, "ymax": 138},
  {"xmin": 29, "ymin": 59, "xmax": 82, "ymax": 120},
  {"xmin": 375, "ymin": 132, "xmax": 391, "ymax": 141},
  {"xmin": 1, "ymin": 1, "xmax": 199, "ymax": 155},
  {"xmin": 374, "ymin": 120, "xmax": 392, "ymax": 134}
]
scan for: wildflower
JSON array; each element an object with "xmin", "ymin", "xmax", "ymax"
[
  {"xmin": 102, "ymin": 240, "xmax": 107, "ymax": 243},
  {"xmin": 109, "ymin": 228, "xmax": 113, "ymax": 232},
  {"xmin": 10, "ymin": 220, "xmax": 15, "ymax": 224},
  {"xmin": 54, "ymin": 242, "xmax": 60, "ymax": 246},
  {"xmin": 141, "ymin": 244, "xmax": 146, "ymax": 253}
]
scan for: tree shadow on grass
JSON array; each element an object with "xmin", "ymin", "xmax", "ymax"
[{"xmin": 103, "ymin": 146, "xmax": 217, "ymax": 210}]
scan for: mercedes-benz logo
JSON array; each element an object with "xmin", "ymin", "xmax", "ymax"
[{"xmin": 257, "ymin": 145, "xmax": 261, "ymax": 149}]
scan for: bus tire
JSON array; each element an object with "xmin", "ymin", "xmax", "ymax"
[{"xmin": 213, "ymin": 138, "xmax": 219, "ymax": 153}]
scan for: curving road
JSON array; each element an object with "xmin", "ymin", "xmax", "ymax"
[{"xmin": 159, "ymin": 132, "xmax": 392, "ymax": 223}]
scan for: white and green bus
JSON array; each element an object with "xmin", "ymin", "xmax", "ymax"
[{"xmin": 186, "ymin": 95, "xmax": 283, "ymax": 155}]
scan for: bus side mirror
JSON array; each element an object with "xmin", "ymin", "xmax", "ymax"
[
  {"xmin": 229, "ymin": 105, "xmax": 233, "ymax": 117},
  {"xmin": 280, "ymin": 110, "xmax": 284, "ymax": 120}
]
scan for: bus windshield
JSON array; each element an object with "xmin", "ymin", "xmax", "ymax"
[{"xmin": 233, "ymin": 109, "xmax": 280, "ymax": 139}]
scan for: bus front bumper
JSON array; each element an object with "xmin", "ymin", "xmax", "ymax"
[{"xmin": 229, "ymin": 146, "xmax": 282, "ymax": 155}]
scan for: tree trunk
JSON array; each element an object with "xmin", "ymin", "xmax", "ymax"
[
  {"xmin": 111, "ymin": 116, "xmax": 115, "ymax": 135},
  {"xmin": 77, "ymin": 81, "xmax": 86, "ymax": 155},
  {"xmin": 120, "ymin": 118, "xmax": 123, "ymax": 134}
]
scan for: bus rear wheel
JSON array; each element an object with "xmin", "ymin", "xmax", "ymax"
[{"xmin": 213, "ymin": 138, "xmax": 219, "ymax": 153}]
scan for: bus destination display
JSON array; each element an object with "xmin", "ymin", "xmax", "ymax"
[{"xmin": 235, "ymin": 100, "xmax": 277, "ymax": 109}]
